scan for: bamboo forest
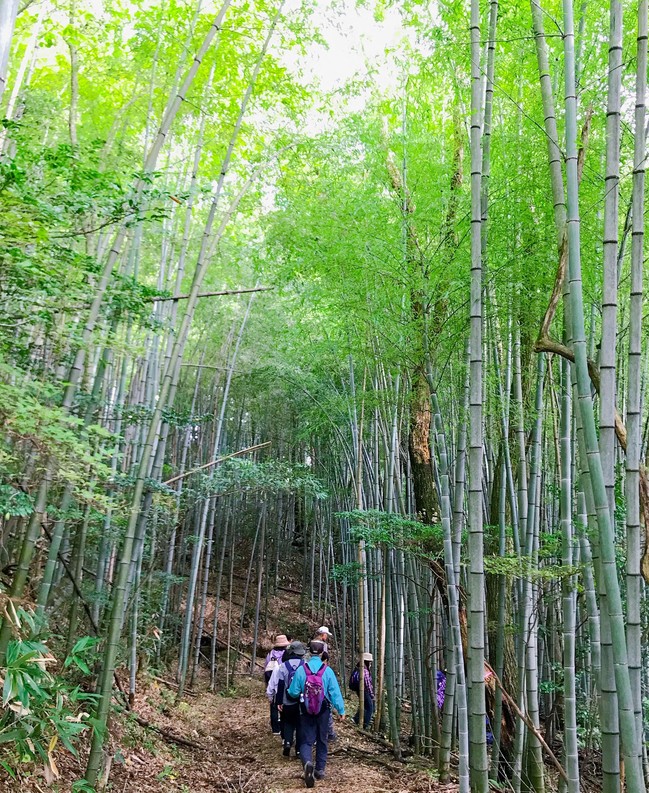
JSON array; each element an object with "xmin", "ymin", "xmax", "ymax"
[{"xmin": 3, "ymin": 0, "xmax": 649, "ymax": 789}]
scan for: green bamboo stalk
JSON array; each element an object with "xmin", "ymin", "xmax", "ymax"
[
  {"xmin": 432, "ymin": 392, "xmax": 469, "ymax": 793},
  {"xmin": 626, "ymin": 0, "xmax": 647, "ymax": 757},
  {"xmin": 599, "ymin": 0, "xmax": 622, "ymax": 516},
  {"xmin": 560, "ymin": 357, "xmax": 579, "ymax": 793},
  {"xmin": 85, "ymin": 13, "xmax": 284, "ymax": 774},
  {"xmin": 0, "ymin": 0, "xmax": 234, "ymax": 664},
  {"xmin": 512, "ymin": 354, "xmax": 545, "ymax": 793},
  {"xmin": 468, "ymin": 0, "xmax": 488, "ymax": 783},
  {"xmin": 561, "ymin": 0, "xmax": 644, "ymax": 788},
  {"xmin": 384, "ymin": 548, "xmax": 401, "ymax": 758}
]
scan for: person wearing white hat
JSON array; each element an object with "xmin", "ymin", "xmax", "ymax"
[{"xmin": 315, "ymin": 626, "xmax": 332, "ymax": 653}]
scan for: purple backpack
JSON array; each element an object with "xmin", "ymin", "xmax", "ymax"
[{"xmin": 304, "ymin": 664, "xmax": 327, "ymax": 715}]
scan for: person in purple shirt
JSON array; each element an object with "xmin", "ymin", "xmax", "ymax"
[
  {"xmin": 264, "ymin": 634, "xmax": 290, "ymax": 734},
  {"xmin": 350, "ymin": 653, "xmax": 375, "ymax": 730}
]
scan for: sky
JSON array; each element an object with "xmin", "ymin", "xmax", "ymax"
[
  {"xmin": 280, "ymin": 0, "xmax": 415, "ymax": 127},
  {"xmin": 283, "ymin": 0, "xmax": 408, "ymax": 92}
]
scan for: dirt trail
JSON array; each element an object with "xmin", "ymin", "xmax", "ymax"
[{"xmin": 101, "ymin": 677, "xmax": 451, "ymax": 793}]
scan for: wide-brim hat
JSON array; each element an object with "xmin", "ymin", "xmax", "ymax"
[
  {"xmin": 316, "ymin": 626, "xmax": 332, "ymax": 637},
  {"xmin": 289, "ymin": 641, "xmax": 306, "ymax": 657},
  {"xmin": 274, "ymin": 634, "xmax": 290, "ymax": 648},
  {"xmin": 362, "ymin": 653, "xmax": 373, "ymax": 662}
]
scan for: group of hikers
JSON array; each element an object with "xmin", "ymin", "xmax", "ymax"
[{"xmin": 263, "ymin": 626, "xmax": 374, "ymax": 788}]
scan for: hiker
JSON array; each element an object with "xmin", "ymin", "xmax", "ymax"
[
  {"xmin": 350, "ymin": 653, "xmax": 374, "ymax": 729},
  {"xmin": 264, "ymin": 634, "xmax": 290, "ymax": 735},
  {"xmin": 315, "ymin": 626, "xmax": 331, "ymax": 652},
  {"xmin": 314, "ymin": 626, "xmax": 336, "ymax": 741},
  {"xmin": 437, "ymin": 668, "xmax": 493, "ymax": 743},
  {"xmin": 288, "ymin": 639, "xmax": 345, "ymax": 788},
  {"xmin": 436, "ymin": 669, "xmax": 446, "ymax": 712},
  {"xmin": 267, "ymin": 640, "xmax": 306, "ymax": 759}
]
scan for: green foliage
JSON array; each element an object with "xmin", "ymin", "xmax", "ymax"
[
  {"xmin": 63, "ymin": 636, "xmax": 101, "ymax": 675},
  {"xmin": 0, "ymin": 635, "xmax": 99, "ymax": 781},
  {"xmin": 338, "ymin": 509, "xmax": 441, "ymax": 550},
  {"xmin": 484, "ymin": 553, "xmax": 581, "ymax": 582},
  {"xmin": 71, "ymin": 780, "xmax": 96, "ymax": 793},
  {"xmin": 0, "ymin": 484, "xmax": 33, "ymax": 520},
  {"xmin": 188, "ymin": 459, "xmax": 328, "ymax": 502}
]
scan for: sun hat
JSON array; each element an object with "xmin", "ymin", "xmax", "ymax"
[
  {"xmin": 362, "ymin": 653, "xmax": 373, "ymax": 662},
  {"xmin": 316, "ymin": 626, "xmax": 332, "ymax": 637},
  {"xmin": 289, "ymin": 641, "xmax": 307, "ymax": 657},
  {"xmin": 274, "ymin": 634, "xmax": 290, "ymax": 648},
  {"xmin": 309, "ymin": 640, "xmax": 326, "ymax": 655}
]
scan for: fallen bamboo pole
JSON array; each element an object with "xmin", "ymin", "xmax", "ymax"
[
  {"xmin": 151, "ymin": 286, "xmax": 273, "ymax": 302},
  {"xmin": 163, "ymin": 441, "xmax": 271, "ymax": 486}
]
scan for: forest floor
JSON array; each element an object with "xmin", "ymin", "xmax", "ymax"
[
  {"xmin": 104, "ymin": 677, "xmax": 450, "ymax": 793},
  {"xmin": 8, "ymin": 578, "xmax": 456, "ymax": 792},
  {"xmin": 14, "ymin": 674, "xmax": 455, "ymax": 793}
]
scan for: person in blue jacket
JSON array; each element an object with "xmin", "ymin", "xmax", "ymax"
[{"xmin": 288, "ymin": 640, "xmax": 345, "ymax": 788}]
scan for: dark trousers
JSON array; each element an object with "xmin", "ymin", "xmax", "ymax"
[
  {"xmin": 299, "ymin": 706, "xmax": 330, "ymax": 773},
  {"xmin": 281, "ymin": 703, "xmax": 301, "ymax": 749},
  {"xmin": 353, "ymin": 696, "xmax": 375, "ymax": 729},
  {"xmin": 270, "ymin": 700, "xmax": 281, "ymax": 733}
]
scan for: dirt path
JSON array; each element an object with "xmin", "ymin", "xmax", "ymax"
[{"xmin": 104, "ymin": 677, "xmax": 451, "ymax": 793}]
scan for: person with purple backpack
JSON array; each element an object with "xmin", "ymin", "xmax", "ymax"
[
  {"xmin": 267, "ymin": 640, "xmax": 306, "ymax": 759},
  {"xmin": 314, "ymin": 625, "xmax": 337, "ymax": 742},
  {"xmin": 264, "ymin": 634, "xmax": 290, "ymax": 734},
  {"xmin": 288, "ymin": 640, "xmax": 345, "ymax": 788}
]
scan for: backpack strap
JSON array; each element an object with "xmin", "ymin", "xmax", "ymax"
[{"xmin": 317, "ymin": 664, "xmax": 328, "ymax": 703}]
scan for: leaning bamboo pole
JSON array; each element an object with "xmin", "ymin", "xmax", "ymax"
[{"xmin": 561, "ymin": 0, "xmax": 644, "ymax": 789}]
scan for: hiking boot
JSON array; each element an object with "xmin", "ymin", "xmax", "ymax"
[
  {"xmin": 283, "ymin": 744, "xmax": 291, "ymax": 758},
  {"xmin": 314, "ymin": 770, "xmax": 325, "ymax": 781},
  {"xmin": 304, "ymin": 762, "xmax": 315, "ymax": 788}
]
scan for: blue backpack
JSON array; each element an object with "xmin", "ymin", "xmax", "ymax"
[
  {"xmin": 285, "ymin": 659, "xmax": 303, "ymax": 687},
  {"xmin": 279, "ymin": 659, "xmax": 304, "ymax": 704}
]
